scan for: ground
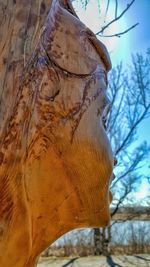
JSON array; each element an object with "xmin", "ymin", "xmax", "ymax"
[{"xmin": 37, "ymin": 255, "xmax": 150, "ymax": 266}]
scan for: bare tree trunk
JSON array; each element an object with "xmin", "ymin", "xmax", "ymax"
[
  {"xmin": 94, "ymin": 227, "xmax": 111, "ymax": 256},
  {"xmin": 94, "ymin": 228, "xmax": 102, "ymax": 255}
]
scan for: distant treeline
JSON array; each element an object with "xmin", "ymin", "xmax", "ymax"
[{"xmin": 41, "ymin": 220, "xmax": 150, "ymax": 257}]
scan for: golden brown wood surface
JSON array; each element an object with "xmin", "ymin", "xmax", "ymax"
[{"xmin": 0, "ymin": 1, "xmax": 114, "ymax": 266}]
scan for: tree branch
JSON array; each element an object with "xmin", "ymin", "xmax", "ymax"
[
  {"xmin": 97, "ymin": 23, "xmax": 139, "ymax": 38},
  {"xmin": 115, "ymin": 104, "xmax": 150, "ymax": 155},
  {"xmin": 96, "ymin": 0, "xmax": 136, "ymax": 35}
]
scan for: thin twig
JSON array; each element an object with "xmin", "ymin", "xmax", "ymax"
[
  {"xmin": 105, "ymin": 0, "xmax": 110, "ymax": 17},
  {"xmin": 115, "ymin": 0, "xmax": 118, "ymax": 18},
  {"xmin": 97, "ymin": 23, "xmax": 139, "ymax": 38},
  {"xmin": 115, "ymin": 103, "xmax": 150, "ymax": 155},
  {"xmin": 96, "ymin": 0, "xmax": 136, "ymax": 35}
]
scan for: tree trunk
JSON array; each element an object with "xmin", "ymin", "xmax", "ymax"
[
  {"xmin": 94, "ymin": 227, "xmax": 111, "ymax": 256},
  {"xmin": 94, "ymin": 228, "xmax": 102, "ymax": 255}
]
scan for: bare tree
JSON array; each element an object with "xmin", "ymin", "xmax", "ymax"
[{"xmin": 93, "ymin": 50, "xmax": 150, "ymax": 255}]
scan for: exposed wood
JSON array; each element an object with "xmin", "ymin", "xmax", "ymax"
[
  {"xmin": 0, "ymin": 1, "xmax": 113, "ymax": 266},
  {"xmin": 0, "ymin": 0, "xmax": 52, "ymax": 135}
]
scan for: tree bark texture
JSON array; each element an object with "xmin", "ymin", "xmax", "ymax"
[
  {"xmin": 0, "ymin": 0, "xmax": 113, "ymax": 266},
  {"xmin": 94, "ymin": 227, "xmax": 111, "ymax": 256}
]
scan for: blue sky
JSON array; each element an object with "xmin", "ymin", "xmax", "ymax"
[
  {"xmin": 73, "ymin": 0, "xmax": 150, "ymax": 63},
  {"xmin": 121, "ymin": 0, "xmax": 150, "ymax": 153},
  {"xmin": 73, "ymin": 0, "xmax": 150, "ymax": 202},
  {"xmin": 126, "ymin": 0, "xmax": 150, "ymax": 55}
]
